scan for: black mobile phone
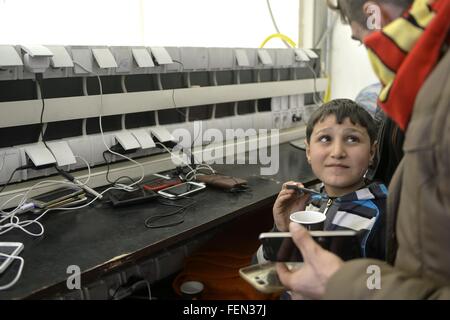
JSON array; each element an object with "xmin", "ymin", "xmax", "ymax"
[
  {"xmin": 259, "ymin": 231, "xmax": 360, "ymax": 262},
  {"xmin": 108, "ymin": 187, "xmax": 158, "ymax": 207}
]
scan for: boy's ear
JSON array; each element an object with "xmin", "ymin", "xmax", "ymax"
[
  {"xmin": 305, "ymin": 139, "xmax": 311, "ymax": 163},
  {"xmin": 369, "ymin": 141, "xmax": 378, "ymax": 164}
]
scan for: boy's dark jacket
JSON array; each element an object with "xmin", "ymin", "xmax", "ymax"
[
  {"xmin": 310, "ymin": 181, "xmax": 387, "ymax": 260},
  {"xmin": 254, "ymin": 181, "xmax": 387, "ymax": 264}
]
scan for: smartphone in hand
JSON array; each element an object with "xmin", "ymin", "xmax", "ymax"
[
  {"xmin": 239, "ymin": 262, "xmax": 302, "ymax": 294},
  {"xmin": 259, "ymin": 230, "xmax": 360, "ymax": 262}
]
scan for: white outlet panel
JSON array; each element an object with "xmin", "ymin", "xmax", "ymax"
[
  {"xmin": 111, "ymin": 47, "xmax": 133, "ymax": 73},
  {"xmin": 65, "ymin": 137, "xmax": 89, "ymax": 170},
  {"xmin": 257, "ymin": 49, "xmax": 273, "ymax": 66},
  {"xmin": 280, "ymin": 96, "xmax": 289, "ymax": 111},
  {"xmin": 92, "ymin": 48, "xmax": 118, "ymax": 69},
  {"xmin": 254, "ymin": 112, "xmax": 274, "ymax": 130},
  {"xmin": 163, "ymin": 47, "xmax": 180, "ymax": 72},
  {"xmin": 47, "ymin": 141, "xmax": 77, "ymax": 166},
  {"xmin": 0, "ymin": 148, "xmax": 24, "ymax": 185},
  {"xmin": 206, "ymin": 118, "xmax": 232, "ymax": 142},
  {"xmin": 164, "ymin": 123, "xmax": 188, "ymax": 148},
  {"xmin": 230, "ymin": 115, "xmax": 256, "ymax": 138},
  {"xmin": 150, "ymin": 126, "xmax": 175, "ymax": 143},
  {"xmin": 23, "ymin": 143, "xmax": 56, "ymax": 167},
  {"xmin": 150, "ymin": 47, "xmax": 173, "ymax": 65},
  {"xmin": 90, "ymin": 134, "xmax": 114, "ymax": 165},
  {"xmin": 130, "ymin": 128, "xmax": 155, "ymax": 149},
  {"xmin": 71, "ymin": 48, "xmax": 94, "ymax": 74},
  {"xmin": 180, "ymin": 47, "xmax": 208, "ymax": 70},
  {"xmin": 281, "ymin": 111, "xmax": 292, "ymax": 129},
  {"xmin": 234, "ymin": 49, "xmax": 250, "ymax": 67},
  {"xmin": 294, "ymin": 48, "xmax": 310, "ymax": 62},
  {"xmin": 131, "ymin": 48, "xmax": 154, "ymax": 68},
  {"xmin": 271, "ymin": 97, "xmax": 281, "ymax": 112},
  {"xmin": 208, "ymin": 48, "xmax": 233, "ymax": 70},
  {"xmin": 272, "ymin": 111, "xmax": 282, "ymax": 130},
  {"xmin": 114, "ymin": 131, "xmax": 141, "ymax": 151}
]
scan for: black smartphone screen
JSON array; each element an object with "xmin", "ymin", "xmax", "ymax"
[
  {"xmin": 261, "ymin": 236, "xmax": 303, "ymax": 262},
  {"xmin": 108, "ymin": 188, "xmax": 157, "ymax": 207},
  {"xmin": 260, "ymin": 231, "xmax": 360, "ymax": 262}
]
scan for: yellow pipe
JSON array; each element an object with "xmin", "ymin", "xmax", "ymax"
[{"xmin": 259, "ymin": 33, "xmax": 297, "ymax": 48}]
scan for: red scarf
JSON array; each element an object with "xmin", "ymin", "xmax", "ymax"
[{"xmin": 363, "ymin": 0, "xmax": 450, "ymax": 131}]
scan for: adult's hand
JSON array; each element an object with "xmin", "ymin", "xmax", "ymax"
[
  {"xmin": 276, "ymin": 222, "xmax": 344, "ymax": 299},
  {"xmin": 273, "ymin": 182, "xmax": 310, "ymax": 231}
]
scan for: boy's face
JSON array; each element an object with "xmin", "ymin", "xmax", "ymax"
[{"xmin": 306, "ymin": 115, "xmax": 376, "ymax": 197}]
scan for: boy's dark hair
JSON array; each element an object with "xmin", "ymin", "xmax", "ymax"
[
  {"xmin": 327, "ymin": 0, "xmax": 413, "ymax": 26},
  {"xmin": 306, "ymin": 99, "xmax": 377, "ymax": 144}
]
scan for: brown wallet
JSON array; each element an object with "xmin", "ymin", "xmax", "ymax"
[{"xmin": 196, "ymin": 174, "xmax": 248, "ymax": 191}]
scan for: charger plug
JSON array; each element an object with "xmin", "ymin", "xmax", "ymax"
[
  {"xmin": 15, "ymin": 202, "xmax": 35, "ymax": 214},
  {"xmin": 115, "ymin": 184, "xmax": 138, "ymax": 192}
]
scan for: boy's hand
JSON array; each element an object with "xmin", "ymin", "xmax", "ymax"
[{"xmin": 273, "ymin": 181, "xmax": 310, "ymax": 231}]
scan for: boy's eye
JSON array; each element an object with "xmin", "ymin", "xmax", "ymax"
[
  {"xmin": 318, "ymin": 135, "xmax": 331, "ymax": 143},
  {"xmin": 346, "ymin": 135, "xmax": 360, "ymax": 143}
]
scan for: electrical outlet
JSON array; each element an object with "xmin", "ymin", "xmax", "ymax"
[
  {"xmin": 66, "ymin": 136, "xmax": 92, "ymax": 170},
  {"xmin": 207, "ymin": 117, "xmax": 232, "ymax": 139},
  {"xmin": 90, "ymin": 133, "xmax": 114, "ymax": 165},
  {"xmin": 280, "ymin": 96, "xmax": 289, "ymax": 111},
  {"xmin": 272, "ymin": 111, "xmax": 282, "ymax": 130},
  {"xmin": 230, "ymin": 115, "xmax": 256, "ymax": 138},
  {"xmin": 271, "ymin": 97, "xmax": 281, "ymax": 112},
  {"xmin": 0, "ymin": 148, "xmax": 24, "ymax": 185},
  {"xmin": 254, "ymin": 112, "xmax": 273, "ymax": 130}
]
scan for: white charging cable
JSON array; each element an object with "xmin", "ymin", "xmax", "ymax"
[
  {"xmin": 72, "ymin": 61, "xmax": 145, "ymax": 190},
  {"xmin": 0, "ymin": 253, "xmax": 24, "ymax": 290}
]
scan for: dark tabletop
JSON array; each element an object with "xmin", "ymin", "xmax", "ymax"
[{"xmin": 0, "ymin": 142, "xmax": 316, "ymax": 299}]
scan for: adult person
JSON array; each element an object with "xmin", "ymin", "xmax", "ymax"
[{"xmin": 277, "ymin": 0, "xmax": 450, "ymax": 299}]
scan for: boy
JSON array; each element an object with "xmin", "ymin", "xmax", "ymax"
[{"xmin": 256, "ymin": 99, "xmax": 387, "ymax": 263}]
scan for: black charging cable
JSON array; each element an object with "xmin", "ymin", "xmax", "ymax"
[
  {"xmin": 35, "ymin": 73, "xmax": 48, "ymax": 146},
  {"xmin": 0, "ymin": 164, "xmax": 34, "ymax": 194},
  {"xmin": 0, "ymin": 74, "xmax": 53, "ymax": 194},
  {"xmin": 110, "ymin": 277, "xmax": 151, "ymax": 300},
  {"xmin": 144, "ymin": 197, "xmax": 197, "ymax": 229},
  {"xmin": 102, "ymin": 149, "xmax": 136, "ymax": 186}
]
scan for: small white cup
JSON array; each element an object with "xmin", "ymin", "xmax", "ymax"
[
  {"xmin": 290, "ymin": 210, "xmax": 326, "ymax": 230},
  {"xmin": 180, "ymin": 281, "xmax": 204, "ymax": 300}
]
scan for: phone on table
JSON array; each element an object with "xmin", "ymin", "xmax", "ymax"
[
  {"xmin": 157, "ymin": 181, "xmax": 205, "ymax": 199},
  {"xmin": 239, "ymin": 262, "xmax": 302, "ymax": 294},
  {"xmin": 46, "ymin": 194, "xmax": 87, "ymax": 208},
  {"xmin": 143, "ymin": 177, "xmax": 182, "ymax": 192},
  {"xmin": 259, "ymin": 230, "xmax": 360, "ymax": 262},
  {"xmin": 108, "ymin": 187, "xmax": 158, "ymax": 207},
  {"xmin": 30, "ymin": 186, "xmax": 84, "ymax": 209},
  {"xmin": 0, "ymin": 242, "xmax": 24, "ymax": 274}
]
